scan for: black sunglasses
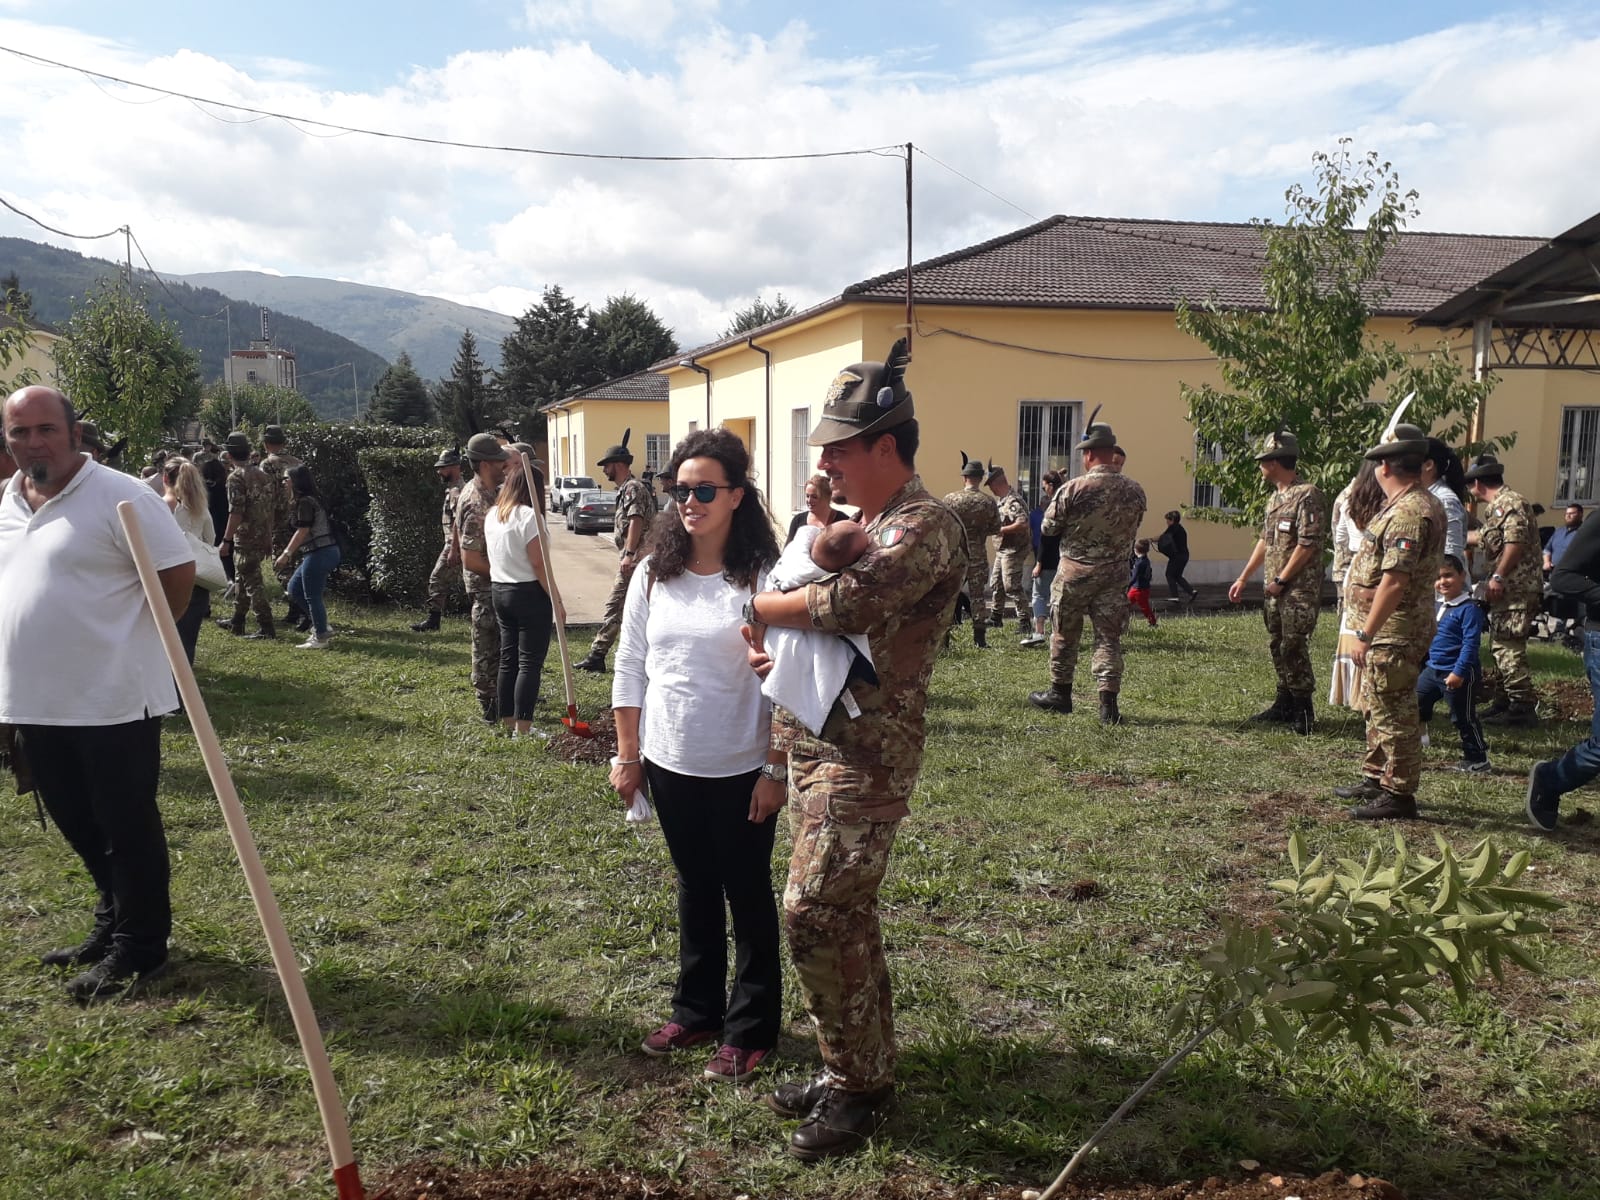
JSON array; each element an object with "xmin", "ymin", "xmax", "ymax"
[{"xmin": 668, "ymin": 482, "xmax": 736, "ymax": 504}]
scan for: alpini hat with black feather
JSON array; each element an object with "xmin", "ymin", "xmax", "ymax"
[
  {"xmin": 1077, "ymin": 404, "xmax": 1118, "ymax": 452},
  {"xmin": 597, "ymin": 427, "xmax": 634, "ymax": 467},
  {"xmin": 807, "ymin": 338, "xmax": 915, "ymax": 447},
  {"xmin": 959, "ymin": 451, "xmax": 984, "ymax": 479}
]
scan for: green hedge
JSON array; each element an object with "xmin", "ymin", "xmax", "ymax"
[
  {"xmin": 359, "ymin": 446, "xmax": 465, "ymax": 609},
  {"xmin": 281, "ymin": 423, "xmax": 447, "ymax": 591}
]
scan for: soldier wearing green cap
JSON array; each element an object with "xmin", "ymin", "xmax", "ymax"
[
  {"xmin": 455, "ymin": 433, "xmax": 508, "ymax": 721},
  {"xmin": 411, "ymin": 448, "xmax": 465, "ymax": 632},
  {"xmin": 985, "ymin": 461, "xmax": 1032, "ymax": 637},
  {"xmin": 576, "ymin": 429, "xmax": 656, "ymax": 673},
  {"xmin": 1331, "ymin": 422, "xmax": 1445, "ymax": 820},
  {"xmin": 1464, "ymin": 453, "xmax": 1541, "ymax": 724},
  {"xmin": 743, "ymin": 338, "xmax": 964, "ymax": 1161},
  {"xmin": 941, "ymin": 453, "xmax": 1000, "ymax": 646},
  {"xmin": 1228, "ymin": 429, "xmax": 1327, "ymax": 733},
  {"xmin": 1028, "ymin": 414, "xmax": 1146, "ymax": 724},
  {"xmin": 215, "ymin": 431, "xmax": 277, "ymax": 638}
]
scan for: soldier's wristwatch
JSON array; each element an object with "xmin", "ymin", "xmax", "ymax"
[
  {"xmin": 742, "ymin": 597, "xmax": 761, "ymax": 626},
  {"xmin": 1355, "ymin": 629, "xmax": 1372, "ymax": 643},
  {"xmin": 760, "ymin": 762, "xmax": 787, "ymax": 783}
]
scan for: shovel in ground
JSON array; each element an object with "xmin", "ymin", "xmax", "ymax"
[{"xmin": 522, "ymin": 451, "xmax": 593, "ymax": 738}]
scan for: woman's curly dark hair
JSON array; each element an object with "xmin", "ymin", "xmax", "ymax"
[{"xmin": 647, "ymin": 428, "xmax": 779, "ymax": 589}]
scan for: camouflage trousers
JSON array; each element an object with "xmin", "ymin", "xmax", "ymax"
[
  {"xmin": 469, "ymin": 591, "xmax": 500, "ymax": 704},
  {"xmin": 1488, "ymin": 604, "xmax": 1536, "ymax": 705},
  {"xmin": 425, "ymin": 546, "xmax": 459, "ymax": 613},
  {"xmin": 1050, "ymin": 564, "xmax": 1129, "ymax": 693},
  {"xmin": 589, "ymin": 557, "xmax": 638, "ymax": 659},
  {"xmin": 959, "ymin": 551, "xmax": 989, "ymax": 625},
  {"xmin": 230, "ymin": 550, "xmax": 274, "ymax": 630},
  {"xmin": 1264, "ymin": 590, "xmax": 1321, "ymax": 697},
  {"xmin": 783, "ymin": 773, "xmax": 902, "ymax": 1092},
  {"xmin": 989, "ymin": 548, "xmax": 1031, "ymax": 622},
  {"xmin": 1360, "ymin": 646, "xmax": 1423, "ymax": 796}
]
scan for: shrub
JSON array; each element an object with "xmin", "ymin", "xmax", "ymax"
[
  {"xmin": 360, "ymin": 446, "xmax": 464, "ymax": 609},
  {"xmin": 282, "ymin": 423, "xmax": 448, "ymax": 589}
]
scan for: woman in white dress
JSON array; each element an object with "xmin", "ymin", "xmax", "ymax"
[{"xmin": 1329, "ymin": 459, "xmax": 1386, "ymax": 710}]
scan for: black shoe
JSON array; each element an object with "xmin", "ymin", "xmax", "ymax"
[
  {"xmin": 1452, "ymin": 759, "xmax": 1493, "ymax": 774},
  {"xmin": 1098, "ymin": 691, "xmax": 1122, "ymax": 726},
  {"xmin": 1333, "ymin": 778, "xmax": 1383, "ymax": 800},
  {"xmin": 574, "ymin": 652, "xmax": 608, "ymax": 673},
  {"xmin": 1526, "ymin": 760, "xmax": 1560, "ymax": 832},
  {"xmin": 215, "ymin": 618, "xmax": 244, "ymax": 635},
  {"xmin": 1028, "ymin": 685, "xmax": 1072, "ymax": 713},
  {"xmin": 480, "ymin": 696, "xmax": 498, "ymax": 724},
  {"xmin": 294, "ymin": 617, "xmax": 312, "ymax": 633},
  {"xmin": 972, "ymin": 623, "xmax": 988, "ymax": 649},
  {"xmin": 411, "ymin": 610, "xmax": 441, "ymax": 633},
  {"xmin": 788, "ymin": 1086, "xmax": 894, "ymax": 1161},
  {"xmin": 1248, "ymin": 688, "xmax": 1292, "ymax": 723},
  {"xmin": 1350, "ymin": 790, "xmax": 1420, "ymax": 821},
  {"xmin": 1485, "ymin": 701, "xmax": 1538, "ymax": 727},
  {"xmin": 41, "ymin": 925, "xmax": 113, "ymax": 969},
  {"xmin": 766, "ymin": 1074, "xmax": 830, "ymax": 1119},
  {"xmin": 280, "ymin": 603, "xmax": 305, "ymax": 627},
  {"xmin": 1289, "ymin": 696, "xmax": 1314, "ymax": 736},
  {"xmin": 987, "ymin": 614, "xmax": 1004, "ymax": 628},
  {"xmin": 244, "ymin": 628, "xmax": 277, "ymax": 640},
  {"xmin": 66, "ymin": 947, "xmax": 169, "ymax": 1003},
  {"xmin": 1479, "ymin": 697, "xmax": 1510, "ymax": 722}
]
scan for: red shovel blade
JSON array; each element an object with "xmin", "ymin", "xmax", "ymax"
[{"xmin": 563, "ymin": 704, "xmax": 594, "ymax": 737}]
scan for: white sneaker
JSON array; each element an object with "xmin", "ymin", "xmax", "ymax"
[{"xmin": 295, "ymin": 634, "xmax": 331, "ymax": 650}]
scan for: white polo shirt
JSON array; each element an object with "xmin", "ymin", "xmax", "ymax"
[{"xmin": 0, "ymin": 455, "xmax": 194, "ymax": 725}]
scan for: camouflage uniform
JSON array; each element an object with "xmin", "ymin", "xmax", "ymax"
[
  {"xmin": 940, "ymin": 486, "xmax": 1000, "ymax": 625},
  {"xmin": 454, "ymin": 475, "xmax": 500, "ymax": 707},
  {"xmin": 226, "ymin": 463, "xmax": 277, "ymax": 631},
  {"xmin": 260, "ymin": 450, "xmax": 303, "ymax": 590},
  {"xmin": 588, "ymin": 475, "xmax": 656, "ymax": 660},
  {"xmin": 777, "ymin": 476, "xmax": 964, "ymax": 1092},
  {"xmin": 426, "ymin": 479, "xmax": 463, "ymax": 613},
  {"xmin": 1261, "ymin": 479, "xmax": 1327, "ymax": 697},
  {"xmin": 1346, "ymin": 486, "xmax": 1445, "ymax": 796},
  {"xmin": 1477, "ymin": 487, "xmax": 1541, "ymax": 706},
  {"xmin": 988, "ymin": 491, "xmax": 1033, "ymax": 625},
  {"xmin": 1043, "ymin": 466, "xmax": 1147, "ymax": 693}
]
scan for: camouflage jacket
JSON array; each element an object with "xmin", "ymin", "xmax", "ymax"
[
  {"xmin": 439, "ymin": 482, "xmax": 461, "ymax": 541},
  {"xmin": 613, "ymin": 476, "xmax": 655, "ymax": 555},
  {"xmin": 1477, "ymin": 486, "xmax": 1541, "ymax": 605},
  {"xmin": 1348, "ymin": 485, "xmax": 1445, "ymax": 649},
  {"xmin": 994, "ymin": 491, "xmax": 1031, "ymax": 553},
  {"xmin": 225, "ymin": 463, "xmax": 277, "ymax": 555},
  {"xmin": 775, "ymin": 475, "xmax": 965, "ymax": 818},
  {"xmin": 940, "ymin": 487, "xmax": 1000, "ymax": 568},
  {"xmin": 260, "ymin": 452, "xmax": 303, "ymax": 532},
  {"xmin": 1262, "ymin": 478, "xmax": 1326, "ymax": 594},
  {"xmin": 455, "ymin": 475, "xmax": 497, "ymax": 593},
  {"xmin": 1042, "ymin": 466, "xmax": 1147, "ymax": 569}
]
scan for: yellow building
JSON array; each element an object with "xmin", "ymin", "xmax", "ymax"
[
  {"xmin": 659, "ymin": 215, "xmax": 1594, "ymax": 581},
  {"xmin": 542, "ymin": 369, "xmax": 670, "ymax": 489},
  {"xmin": 1, "ymin": 318, "xmax": 60, "ymax": 392}
]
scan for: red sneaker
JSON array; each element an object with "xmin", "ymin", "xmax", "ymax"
[
  {"xmin": 703, "ymin": 1044, "xmax": 772, "ymax": 1082},
  {"xmin": 640, "ymin": 1021, "xmax": 719, "ymax": 1057}
]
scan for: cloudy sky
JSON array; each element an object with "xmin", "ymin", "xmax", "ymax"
[{"xmin": 1, "ymin": 0, "xmax": 1597, "ymax": 347}]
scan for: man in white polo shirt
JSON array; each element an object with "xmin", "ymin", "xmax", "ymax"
[{"xmin": 0, "ymin": 385, "xmax": 195, "ymax": 1002}]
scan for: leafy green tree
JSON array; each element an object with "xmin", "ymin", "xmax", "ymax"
[
  {"xmin": 433, "ymin": 329, "xmax": 501, "ymax": 443},
  {"xmin": 1, "ymin": 271, "xmax": 33, "ymax": 321},
  {"xmin": 1, "ymin": 286, "xmax": 38, "ymax": 392},
  {"xmin": 52, "ymin": 279, "xmax": 201, "ymax": 461},
  {"xmin": 199, "ymin": 384, "xmax": 318, "ymax": 439},
  {"xmin": 368, "ymin": 351, "xmax": 434, "ymax": 426},
  {"xmin": 1179, "ymin": 143, "xmax": 1501, "ymax": 529},
  {"xmin": 722, "ymin": 293, "xmax": 795, "ymax": 338},
  {"xmin": 498, "ymin": 285, "xmax": 600, "ymax": 425},
  {"xmin": 590, "ymin": 293, "xmax": 677, "ymax": 379}
]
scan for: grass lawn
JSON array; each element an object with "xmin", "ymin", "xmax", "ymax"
[{"xmin": 2, "ymin": 602, "xmax": 1596, "ymax": 1200}]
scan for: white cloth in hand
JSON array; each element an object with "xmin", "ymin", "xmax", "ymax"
[{"xmin": 762, "ymin": 526, "xmax": 873, "ymax": 736}]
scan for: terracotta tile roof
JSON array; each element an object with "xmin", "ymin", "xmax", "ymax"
[
  {"xmin": 844, "ymin": 215, "xmax": 1545, "ymax": 318},
  {"xmin": 550, "ymin": 369, "xmax": 668, "ymax": 408}
]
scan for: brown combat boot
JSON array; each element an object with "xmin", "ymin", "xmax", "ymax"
[
  {"xmin": 1028, "ymin": 684, "xmax": 1072, "ymax": 713},
  {"xmin": 787, "ymin": 1086, "xmax": 894, "ymax": 1161},
  {"xmin": 1098, "ymin": 691, "xmax": 1122, "ymax": 725},
  {"xmin": 1350, "ymin": 790, "xmax": 1420, "ymax": 821}
]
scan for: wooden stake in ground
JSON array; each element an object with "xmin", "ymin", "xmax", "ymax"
[
  {"xmin": 522, "ymin": 451, "xmax": 593, "ymax": 737},
  {"xmin": 116, "ymin": 501, "xmax": 365, "ymax": 1200}
]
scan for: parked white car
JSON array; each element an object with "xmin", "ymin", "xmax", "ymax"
[{"xmin": 550, "ymin": 475, "xmax": 598, "ymax": 514}]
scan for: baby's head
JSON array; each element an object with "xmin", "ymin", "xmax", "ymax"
[{"xmin": 811, "ymin": 520, "xmax": 870, "ymax": 572}]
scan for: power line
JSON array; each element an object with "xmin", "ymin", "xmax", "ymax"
[
  {"xmin": 0, "ymin": 44, "xmax": 905, "ymax": 164},
  {"xmin": 0, "ymin": 193, "xmax": 124, "ymax": 241},
  {"xmin": 126, "ymin": 228, "xmax": 229, "ymax": 320},
  {"xmin": 914, "ymin": 146, "xmax": 1038, "ymax": 220}
]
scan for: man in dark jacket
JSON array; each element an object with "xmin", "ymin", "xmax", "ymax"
[
  {"xmin": 1157, "ymin": 510, "xmax": 1197, "ymax": 602},
  {"xmin": 1527, "ymin": 507, "xmax": 1600, "ymax": 830}
]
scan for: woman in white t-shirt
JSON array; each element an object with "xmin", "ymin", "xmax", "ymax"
[
  {"xmin": 610, "ymin": 427, "xmax": 784, "ymax": 1083},
  {"xmin": 485, "ymin": 464, "xmax": 562, "ymax": 738},
  {"xmin": 162, "ymin": 456, "xmax": 213, "ymax": 666}
]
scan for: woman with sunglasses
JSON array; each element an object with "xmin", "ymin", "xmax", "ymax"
[{"xmin": 610, "ymin": 428, "xmax": 785, "ymax": 1083}]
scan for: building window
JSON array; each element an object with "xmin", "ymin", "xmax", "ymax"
[
  {"xmin": 1015, "ymin": 401, "xmax": 1080, "ymax": 507},
  {"xmin": 1557, "ymin": 407, "xmax": 1600, "ymax": 505},
  {"xmin": 1191, "ymin": 439, "xmax": 1228, "ymax": 508},
  {"xmin": 791, "ymin": 407, "xmax": 811, "ymax": 511},
  {"xmin": 688, "ymin": 421, "xmax": 699, "ymax": 435},
  {"xmin": 246, "ymin": 370, "xmax": 258, "ymax": 384},
  {"xmin": 645, "ymin": 433, "xmax": 669, "ymax": 474}
]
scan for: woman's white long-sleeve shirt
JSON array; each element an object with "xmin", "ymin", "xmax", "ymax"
[
  {"xmin": 1429, "ymin": 479, "xmax": 1467, "ymax": 567},
  {"xmin": 611, "ymin": 555, "xmax": 770, "ymax": 778}
]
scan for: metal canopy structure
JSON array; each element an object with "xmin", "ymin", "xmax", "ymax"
[{"xmin": 1416, "ymin": 209, "xmax": 1600, "ymax": 439}]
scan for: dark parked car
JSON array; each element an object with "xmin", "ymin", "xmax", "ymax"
[{"xmin": 567, "ymin": 490, "xmax": 617, "ymax": 534}]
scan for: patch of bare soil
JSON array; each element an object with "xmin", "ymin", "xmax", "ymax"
[
  {"xmin": 547, "ymin": 711, "xmax": 617, "ymax": 764},
  {"xmin": 371, "ymin": 1162, "xmax": 1404, "ymax": 1200},
  {"xmin": 1541, "ymin": 678, "xmax": 1593, "ymax": 723}
]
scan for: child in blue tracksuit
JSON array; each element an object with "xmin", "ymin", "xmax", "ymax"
[{"xmin": 1418, "ymin": 554, "xmax": 1490, "ymax": 771}]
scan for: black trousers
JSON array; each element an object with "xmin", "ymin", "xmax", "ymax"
[
  {"xmin": 20, "ymin": 717, "xmax": 171, "ymax": 966},
  {"xmin": 174, "ymin": 585, "xmax": 211, "ymax": 667},
  {"xmin": 1417, "ymin": 665, "xmax": 1489, "ymax": 763},
  {"xmin": 491, "ymin": 581, "xmax": 554, "ymax": 721},
  {"xmin": 645, "ymin": 760, "xmax": 781, "ymax": 1050},
  {"xmin": 1165, "ymin": 555, "xmax": 1197, "ymax": 599}
]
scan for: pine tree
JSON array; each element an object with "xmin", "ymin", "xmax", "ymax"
[
  {"xmin": 723, "ymin": 293, "xmax": 796, "ymax": 338},
  {"xmin": 590, "ymin": 293, "xmax": 677, "ymax": 380},
  {"xmin": 498, "ymin": 285, "xmax": 601, "ymax": 425},
  {"xmin": 368, "ymin": 351, "xmax": 434, "ymax": 426},
  {"xmin": 434, "ymin": 329, "xmax": 500, "ymax": 442}
]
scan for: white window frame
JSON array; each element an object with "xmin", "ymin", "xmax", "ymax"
[
  {"xmin": 644, "ymin": 433, "xmax": 669, "ymax": 474},
  {"xmin": 1015, "ymin": 400, "xmax": 1082, "ymax": 507},
  {"xmin": 791, "ymin": 407, "xmax": 812, "ymax": 511},
  {"xmin": 1557, "ymin": 406, "xmax": 1600, "ymax": 505},
  {"xmin": 1190, "ymin": 437, "xmax": 1241, "ymax": 513}
]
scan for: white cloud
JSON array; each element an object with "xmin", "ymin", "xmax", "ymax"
[{"xmin": 1, "ymin": 9, "xmax": 1599, "ymax": 352}]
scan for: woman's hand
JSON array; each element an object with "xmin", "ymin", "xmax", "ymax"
[
  {"xmin": 749, "ymin": 775, "xmax": 786, "ymax": 822},
  {"xmin": 742, "ymin": 623, "xmax": 773, "ymax": 680},
  {"xmin": 273, "ymin": 554, "xmax": 288, "ymax": 571},
  {"xmin": 609, "ymin": 759, "xmax": 645, "ymax": 807}
]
